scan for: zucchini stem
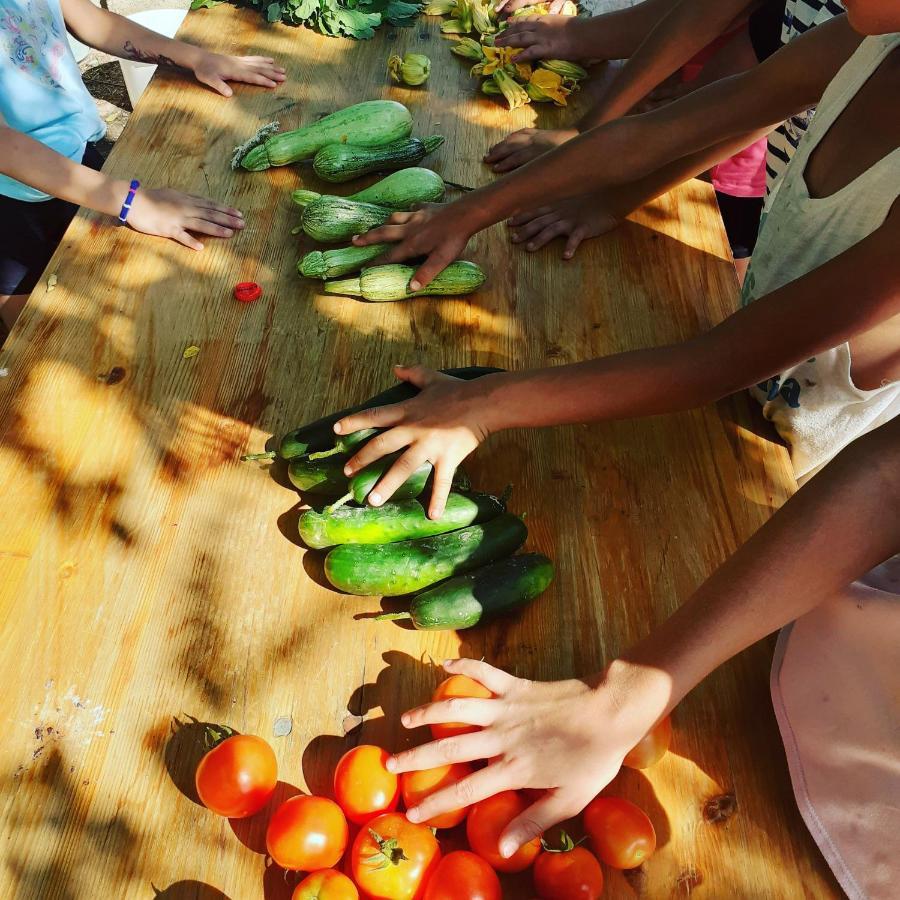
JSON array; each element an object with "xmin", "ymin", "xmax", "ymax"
[
  {"xmin": 241, "ymin": 451, "xmax": 276, "ymax": 461},
  {"xmin": 374, "ymin": 612, "xmax": 413, "ymax": 621},
  {"xmin": 327, "ymin": 492, "xmax": 353, "ymax": 511}
]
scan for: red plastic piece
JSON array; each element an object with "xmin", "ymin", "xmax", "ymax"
[{"xmin": 234, "ymin": 282, "xmax": 262, "ymax": 303}]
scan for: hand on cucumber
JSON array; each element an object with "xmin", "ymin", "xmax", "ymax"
[
  {"xmin": 386, "ymin": 658, "xmax": 666, "ymax": 858},
  {"xmin": 351, "ymin": 204, "xmax": 474, "ymax": 292},
  {"xmin": 335, "ymin": 365, "xmax": 494, "ymax": 519}
]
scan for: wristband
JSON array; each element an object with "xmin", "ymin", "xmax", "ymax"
[{"xmin": 118, "ymin": 179, "xmax": 140, "ymax": 224}]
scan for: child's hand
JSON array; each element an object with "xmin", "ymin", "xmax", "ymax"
[
  {"xmin": 335, "ymin": 366, "xmax": 496, "ymax": 519},
  {"xmin": 127, "ymin": 188, "xmax": 245, "ymax": 250},
  {"xmin": 386, "ymin": 658, "xmax": 665, "ymax": 857},
  {"xmin": 351, "ymin": 204, "xmax": 475, "ymax": 293},
  {"xmin": 484, "ymin": 127, "xmax": 577, "ymax": 173},
  {"xmin": 495, "ymin": 15, "xmax": 592, "ymax": 61},
  {"xmin": 508, "ymin": 194, "xmax": 621, "ymax": 258},
  {"xmin": 192, "ymin": 51, "xmax": 286, "ymax": 97}
]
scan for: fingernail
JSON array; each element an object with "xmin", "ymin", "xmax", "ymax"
[
  {"xmin": 386, "ymin": 757, "xmax": 398, "ymax": 772},
  {"xmin": 334, "ymin": 423, "xmax": 343, "ymax": 434},
  {"xmin": 394, "ymin": 363, "xmax": 407, "ymax": 369},
  {"xmin": 400, "ymin": 714, "xmax": 411, "ymax": 727},
  {"xmin": 369, "ymin": 492, "xmax": 382, "ymax": 506},
  {"xmin": 499, "ymin": 840, "xmax": 516, "ymax": 858},
  {"xmin": 527, "ymin": 243, "xmax": 535, "ymax": 250},
  {"xmin": 410, "ymin": 282, "xmax": 421, "ymax": 291},
  {"xmin": 343, "ymin": 466, "xmax": 353, "ymax": 476},
  {"xmin": 406, "ymin": 807, "xmax": 422, "ymax": 823}
]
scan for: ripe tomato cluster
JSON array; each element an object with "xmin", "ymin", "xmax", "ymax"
[{"xmin": 191, "ymin": 676, "xmax": 672, "ymax": 899}]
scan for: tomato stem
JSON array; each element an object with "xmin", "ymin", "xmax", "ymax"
[{"xmin": 365, "ymin": 830, "xmax": 410, "ymax": 869}]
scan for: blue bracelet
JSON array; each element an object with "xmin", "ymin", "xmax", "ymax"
[{"xmin": 118, "ymin": 179, "xmax": 140, "ymax": 224}]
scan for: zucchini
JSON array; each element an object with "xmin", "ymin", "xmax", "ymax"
[
  {"xmin": 324, "ymin": 261, "xmax": 486, "ymax": 301},
  {"xmin": 298, "ymin": 244, "xmax": 389, "ymax": 280},
  {"xmin": 313, "ymin": 136, "xmax": 445, "ymax": 184},
  {"xmin": 287, "ymin": 454, "xmax": 349, "ymax": 496},
  {"xmin": 292, "ymin": 168, "xmax": 446, "ymax": 211},
  {"xmin": 324, "ymin": 512, "xmax": 528, "ymax": 596},
  {"xmin": 299, "ymin": 491, "xmax": 505, "ymax": 549},
  {"xmin": 278, "ymin": 366, "xmax": 503, "ymax": 459},
  {"xmin": 236, "ymin": 101, "xmax": 413, "ymax": 171},
  {"xmin": 377, "ymin": 553, "xmax": 554, "ymax": 630},
  {"xmin": 300, "ymin": 197, "xmax": 393, "ymax": 244}
]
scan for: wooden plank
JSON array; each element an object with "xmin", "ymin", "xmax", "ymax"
[{"xmin": 0, "ymin": 8, "xmax": 838, "ymax": 898}]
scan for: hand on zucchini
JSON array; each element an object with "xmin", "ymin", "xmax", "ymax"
[
  {"xmin": 192, "ymin": 51, "xmax": 286, "ymax": 97},
  {"xmin": 484, "ymin": 126, "xmax": 577, "ymax": 173},
  {"xmin": 508, "ymin": 192, "xmax": 621, "ymax": 258},
  {"xmin": 386, "ymin": 658, "xmax": 667, "ymax": 857},
  {"xmin": 126, "ymin": 188, "xmax": 245, "ymax": 251},
  {"xmin": 351, "ymin": 204, "xmax": 474, "ymax": 292},
  {"xmin": 494, "ymin": 14, "xmax": 594, "ymax": 61},
  {"xmin": 335, "ymin": 365, "xmax": 496, "ymax": 519}
]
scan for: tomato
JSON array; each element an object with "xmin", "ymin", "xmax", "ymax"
[
  {"xmin": 400, "ymin": 762, "xmax": 474, "ymax": 829},
  {"xmin": 583, "ymin": 796, "xmax": 656, "ymax": 869},
  {"xmin": 234, "ymin": 282, "xmax": 262, "ymax": 303},
  {"xmin": 623, "ymin": 716, "xmax": 673, "ymax": 769},
  {"xmin": 466, "ymin": 791, "xmax": 542, "ymax": 874},
  {"xmin": 351, "ymin": 812, "xmax": 441, "ymax": 900},
  {"xmin": 533, "ymin": 846, "xmax": 604, "ymax": 899},
  {"xmin": 292, "ymin": 869, "xmax": 358, "ymax": 900},
  {"xmin": 422, "ymin": 851, "xmax": 502, "ymax": 900},
  {"xmin": 333, "ymin": 744, "xmax": 400, "ymax": 825},
  {"xmin": 430, "ymin": 675, "xmax": 494, "ymax": 740},
  {"xmin": 194, "ymin": 734, "xmax": 277, "ymax": 818},
  {"xmin": 266, "ymin": 795, "xmax": 348, "ymax": 871}
]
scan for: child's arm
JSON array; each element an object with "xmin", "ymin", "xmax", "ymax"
[
  {"xmin": 60, "ymin": 0, "xmax": 285, "ymax": 96},
  {"xmin": 354, "ymin": 15, "xmax": 861, "ymax": 289},
  {"xmin": 339, "ymin": 202, "xmax": 900, "ymax": 516},
  {"xmin": 0, "ymin": 126, "xmax": 244, "ymax": 250},
  {"xmin": 385, "ymin": 417, "xmax": 900, "ymax": 854}
]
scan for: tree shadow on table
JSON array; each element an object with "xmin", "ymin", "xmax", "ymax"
[
  {"xmin": 152, "ymin": 881, "xmax": 230, "ymax": 900},
  {"xmin": 229, "ymin": 781, "xmax": 303, "ymax": 855},
  {"xmin": 163, "ymin": 715, "xmax": 235, "ymax": 806}
]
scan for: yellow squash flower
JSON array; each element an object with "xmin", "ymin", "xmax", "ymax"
[{"xmin": 525, "ymin": 67, "xmax": 571, "ymax": 105}]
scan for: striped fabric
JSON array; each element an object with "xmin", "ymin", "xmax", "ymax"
[{"xmin": 765, "ymin": 0, "xmax": 846, "ymax": 206}]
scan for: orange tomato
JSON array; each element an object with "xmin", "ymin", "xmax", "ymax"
[
  {"xmin": 266, "ymin": 795, "xmax": 348, "ymax": 871},
  {"xmin": 623, "ymin": 716, "xmax": 673, "ymax": 769},
  {"xmin": 194, "ymin": 734, "xmax": 277, "ymax": 818},
  {"xmin": 583, "ymin": 796, "xmax": 656, "ymax": 869},
  {"xmin": 400, "ymin": 762, "xmax": 474, "ymax": 828},
  {"xmin": 292, "ymin": 869, "xmax": 358, "ymax": 900},
  {"xmin": 351, "ymin": 812, "xmax": 441, "ymax": 900},
  {"xmin": 422, "ymin": 851, "xmax": 502, "ymax": 900},
  {"xmin": 333, "ymin": 745, "xmax": 400, "ymax": 826},
  {"xmin": 466, "ymin": 791, "xmax": 542, "ymax": 873},
  {"xmin": 430, "ymin": 675, "xmax": 493, "ymax": 740},
  {"xmin": 533, "ymin": 846, "xmax": 604, "ymax": 899}
]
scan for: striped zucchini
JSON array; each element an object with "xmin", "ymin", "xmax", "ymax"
[
  {"xmin": 292, "ymin": 168, "xmax": 446, "ymax": 210},
  {"xmin": 323, "ymin": 261, "xmax": 486, "ymax": 301},
  {"xmin": 300, "ymin": 197, "xmax": 393, "ymax": 243},
  {"xmin": 298, "ymin": 244, "xmax": 390, "ymax": 280},
  {"xmin": 313, "ymin": 136, "xmax": 445, "ymax": 184}
]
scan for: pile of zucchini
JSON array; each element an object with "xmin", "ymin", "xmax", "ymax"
[
  {"xmin": 231, "ymin": 100, "xmax": 486, "ymax": 300},
  {"xmin": 255, "ymin": 367, "xmax": 553, "ymax": 630}
]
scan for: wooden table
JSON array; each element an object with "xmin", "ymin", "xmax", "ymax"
[{"xmin": 0, "ymin": 8, "xmax": 840, "ymax": 899}]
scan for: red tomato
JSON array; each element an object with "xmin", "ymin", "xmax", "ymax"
[
  {"xmin": 533, "ymin": 846, "xmax": 604, "ymax": 899},
  {"xmin": 400, "ymin": 762, "xmax": 474, "ymax": 829},
  {"xmin": 334, "ymin": 745, "xmax": 400, "ymax": 825},
  {"xmin": 430, "ymin": 675, "xmax": 493, "ymax": 740},
  {"xmin": 623, "ymin": 716, "xmax": 673, "ymax": 769},
  {"xmin": 351, "ymin": 812, "xmax": 441, "ymax": 900},
  {"xmin": 583, "ymin": 796, "xmax": 656, "ymax": 869},
  {"xmin": 422, "ymin": 851, "xmax": 502, "ymax": 900},
  {"xmin": 466, "ymin": 791, "xmax": 542, "ymax": 874},
  {"xmin": 194, "ymin": 734, "xmax": 277, "ymax": 818},
  {"xmin": 292, "ymin": 869, "xmax": 358, "ymax": 900},
  {"xmin": 266, "ymin": 795, "xmax": 348, "ymax": 871}
]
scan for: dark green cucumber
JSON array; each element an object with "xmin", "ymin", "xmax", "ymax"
[
  {"xmin": 299, "ymin": 491, "xmax": 505, "ymax": 549},
  {"xmin": 278, "ymin": 366, "xmax": 504, "ymax": 459},
  {"xmin": 287, "ymin": 454, "xmax": 349, "ymax": 496},
  {"xmin": 378, "ymin": 553, "xmax": 554, "ymax": 630},
  {"xmin": 308, "ymin": 428, "xmax": 378, "ymax": 461},
  {"xmin": 324, "ymin": 512, "xmax": 528, "ymax": 596},
  {"xmin": 350, "ymin": 452, "xmax": 433, "ymax": 505}
]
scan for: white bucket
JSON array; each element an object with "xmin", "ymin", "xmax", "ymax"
[{"xmin": 119, "ymin": 9, "xmax": 188, "ymax": 108}]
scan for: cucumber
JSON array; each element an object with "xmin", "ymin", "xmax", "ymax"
[
  {"xmin": 309, "ymin": 428, "xmax": 378, "ymax": 460},
  {"xmin": 278, "ymin": 366, "xmax": 504, "ymax": 460},
  {"xmin": 313, "ymin": 136, "xmax": 445, "ymax": 184},
  {"xmin": 292, "ymin": 168, "xmax": 446, "ymax": 211},
  {"xmin": 299, "ymin": 491, "xmax": 506, "ymax": 549},
  {"xmin": 287, "ymin": 454, "xmax": 349, "ymax": 496},
  {"xmin": 349, "ymin": 451, "xmax": 433, "ymax": 504},
  {"xmin": 324, "ymin": 512, "xmax": 528, "ymax": 596},
  {"xmin": 377, "ymin": 553, "xmax": 554, "ymax": 630}
]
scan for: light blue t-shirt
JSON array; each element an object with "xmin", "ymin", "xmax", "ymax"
[{"xmin": 0, "ymin": 0, "xmax": 105, "ymax": 201}]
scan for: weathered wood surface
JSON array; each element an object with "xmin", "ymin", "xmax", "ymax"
[{"xmin": 0, "ymin": 8, "xmax": 838, "ymax": 899}]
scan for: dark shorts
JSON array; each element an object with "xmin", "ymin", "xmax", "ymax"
[
  {"xmin": 0, "ymin": 142, "xmax": 105, "ymax": 296},
  {"xmin": 715, "ymin": 191, "xmax": 764, "ymax": 260}
]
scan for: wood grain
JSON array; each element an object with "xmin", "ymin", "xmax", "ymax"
[{"xmin": 0, "ymin": 9, "xmax": 838, "ymax": 899}]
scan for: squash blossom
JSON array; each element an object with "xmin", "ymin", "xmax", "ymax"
[
  {"xmin": 424, "ymin": 0, "xmax": 456, "ymax": 13},
  {"xmin": 388, "ymin": 53, "xmax": 431, "ymax": 86},
  {"xmin": 492, "ymin": 69, "xmax": 530, "ymax": 110},
  {"xmin": 539, "ymin": 58, "xmax": 589, "ymax": 81},
  {"xmin": 479, "ymin": 45, "xmax": 519, "ymax": 76},
  {"xmin": 450, "ymin": 37, "xmax": 486, "ymax": 61},
  {"xmin": 526, "ymin": 68, "xmax": 571, "ymax": 105},
  {"xmin": 471, "ymin": 0, "xmax": 497, "ymax": 34}
]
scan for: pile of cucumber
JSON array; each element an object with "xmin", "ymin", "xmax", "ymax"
[{"xmin": 259, "ymin": 367, "xmax": 554, "ymax": 630}]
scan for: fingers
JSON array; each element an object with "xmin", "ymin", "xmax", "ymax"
[
  {"xmin": 511, "ymin": 45, "xmax": 548, "ymax": 64},
  {"xmin": 407, "ymin": 763, "xmax": 518, "ymax": 824},
  {"xmin": 443, "ymin": 657, "xmax": 518, "ymax": 694},
  {"xmin": 484, "ymin": 129, "xmax": 535, "ymax": 164},
  {"xmin": 510, "ymin": 212, "xmax": 558, "ymax": 244},
  {"xmin": 335, "ymin": 402, "xmax": 407, "ymax": 438},
  {"xmin": 172, "ymin": 229, "xmax": 204, "ymax": 251},
  {"xmin": 401, "ymin": 697, "xmax": 496, "ymax": 731},
  {"xmin": 428, "ymin": 458, "xmax": 456, "ymax": 520},
  {"xmin": 205, "ymin": 75, "xmax": 233, "ymax": 98},
  {"xmin": 393, "ymin": 363, "xmax": 438, "ymax": 390},
  {"xmin": 499, "ymin": 790, "xmax": 581, "ymax": 857},
  {"xmin": 352, "ymin": 222, "xmax": 412, "ymax": 247},
  {"xmin": 491, "ymin": 147, "xmax": 539, "ymax": 173},
  {"xmin": 342, "ymin": 426, "xmax": 412, "ymax": 474},
  {"xmin": 388, "ymin": 730, "xmax": 499, "ymax": 773},
  {"xmin": 409, "ymin": 245, "xmax": 459, "ymax": 291},
  {"xmin": 192, "ymin": 206, "xmax": 245, "ymax": 230},
  {"xmin": 563, "ymin": 225, "xmax": 588, "ymax": 259},
  {"xmin": 525, "ymin": 220, "xmax": 570, "ymax": 252},
  {"xmin": 242, "ymin": 71, "xmax": 279, "ymax": 89},
  {"xmin": 368, "ymin": 447, "xmax": 429, "ymax": 507},
  {"xmin": 508, "ymin": 206, "xmax": 552, "ymax": 228},
  {"xmin": 185, "ymin": 217, "xmax": 235, "ymax": 239},
  {"xmin": 495, "ymin": 29, "xmax": 537, "ymax": 49}
]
